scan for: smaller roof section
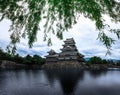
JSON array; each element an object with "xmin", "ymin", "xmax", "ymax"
[{"xmin": 47, "ymin": 49, "xmax": 57, "ymax": 55}]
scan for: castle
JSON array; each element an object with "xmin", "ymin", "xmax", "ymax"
[{"xmin": 45, "ymin": 38, "xmax": 84, "ymax": 63}]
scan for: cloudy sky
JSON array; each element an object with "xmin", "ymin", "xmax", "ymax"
[{"xmin": 0, "ymin": 15, "xmax": 120, "ymax": 60}]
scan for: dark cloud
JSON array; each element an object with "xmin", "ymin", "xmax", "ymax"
[
  {"xmin": 16, "ymin": 46, "xmax": 48, "ymax": 57},
  {"xmin": 33, "ymin": 44, "xmax": 47, "ymax": 48}
]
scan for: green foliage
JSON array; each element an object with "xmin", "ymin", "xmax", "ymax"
[
  {"xmin": 0, "ymin": 48, "xmax": 12, "ymax": 61},
  {"xmin": 22, "ymin": 54, "xmax": 32, "ymax": 64},
  {"xmin": 116, "ymin": 61, "xmax": 120, "ymax": 66},
  {"xmin": 32, "ymin": 55, "xmax": 45, "ymax": 65},
  {"xmin": 87, "ymin": 56, "xmax": 108, "ymax": 64},
  {"xmin": 97, "ymin": 32, "xmax": 115, "ymax": 54},
  {"xmin": 13, "ymin": 54, "xmax": 23, "ymax": 63},
  {"xmin": 0, "ymin": 48, "xmax": 45, "ymax": 65},
  {"xmin": 85, "ymin": 61, "xmax": 91, "ymax": 66},
  {"xmin": 0, "ymin": 0, "xmax": 120, "ymax": 54},
  {"xmin": 22, "ymin": 54, "xmax": 45, "ymax": 65},
  {"xmin": 89, "ymin": 56, "xmax": 103, "ymax": 64}
]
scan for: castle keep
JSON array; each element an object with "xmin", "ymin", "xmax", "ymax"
[{"xmin": 45, "ymin": 38, "xmax": 84, "ymax": 63}]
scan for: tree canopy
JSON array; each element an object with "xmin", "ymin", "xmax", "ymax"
[
  {"xmin": 0, "ymin": 48, "xmax": 45, "ymax": 65},
  {"xmin": 0, "ymin": 0, "xmax": 120, "ymax": 54}
]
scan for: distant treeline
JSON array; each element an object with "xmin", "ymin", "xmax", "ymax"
[
  {"xmin": 0, "ymin": 48, "xmax": 120, "ymax": 66},
  {"xmin": 86, "ymin": 56, "xmax": 120, "ymax": 66},
  {"xmin": 0, "ymin": 48, "xmax": 45, "ymax": 65}
]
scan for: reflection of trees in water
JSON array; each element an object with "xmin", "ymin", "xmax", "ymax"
[
  {"xmin": 0, "ymin": 70, "xmax": 42, "ymax": 88},
  {"xmin": 44, "ymin": 69, "xmax": 84, "ymax": 95},
  {"xmin": 0, "ymin": 71, "xmax": 8, "ymax": 94},
  {"xmin": 88, "ymin": 70, "xmax": 107, "ymax": 78},
  {"xmin": 0, "ymin": 71, "xmax": 5, "ymax": 86}
]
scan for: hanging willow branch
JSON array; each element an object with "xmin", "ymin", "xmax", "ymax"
[{"xmin": 0, "ymin": 0, "xmax": 120, "ymax": 55}]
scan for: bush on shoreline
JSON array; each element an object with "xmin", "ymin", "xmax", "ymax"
[
  {"xmin": 85, "ymin": 56, "xmax": 120, "ymax": 66},
  {"xmin": 0, "ymin": 48, "xmax": 45, "ymax": 65}
]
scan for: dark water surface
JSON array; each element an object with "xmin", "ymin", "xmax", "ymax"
[{"xmin": 0, "ymin": 69, "xmax": 120, "ymax": 95}]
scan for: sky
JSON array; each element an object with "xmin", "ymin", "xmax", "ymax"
[{"xmin": 0, "ymin": 15, "xmax": 120, "ymax": 60}]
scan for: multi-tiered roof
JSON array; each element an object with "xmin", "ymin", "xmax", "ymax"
[
  {"xmin": 59, "ymin": 38, "xmax": 84, "ymax": 61},
  {"xmin": 45, "ymin": 38, "xmax": 84, "ymax": 63},
  {"xmin": 45, "ymin": 49, "xmax": 58, "ymax": 62}
]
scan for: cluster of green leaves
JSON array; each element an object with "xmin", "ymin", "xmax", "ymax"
[
  {"xmin": 86, "ymin": 56, "xmax": 113, "ymax": 65},
  {"xmin": 22, "ymin": 54, "xmax": 45, "ymax": 65},
  {"xmin": 0, "ymin": 48, "xmax": 45, "ymax": 65},
  {"xmin": 86, "ymin": 56, "xmax": 120, "ymax": 66},
  {"xmin": 116, "ymin": 61, "xmax": 120, "ymax": 66},
  {"xmin": 0, "ymin": 0, "xmax": 120, "ymax": 54},
  {"xmin": 0, "ymin": 48, "xmax": 14, "ymax": 61}
]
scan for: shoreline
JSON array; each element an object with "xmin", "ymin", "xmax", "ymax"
[
  {"xmin": 1, "ymin": 60, "xmax": 120, "ymax": 70},
  {"xmin": 42, "ymin": 61, "xmax": 120, "ymax": 70}
]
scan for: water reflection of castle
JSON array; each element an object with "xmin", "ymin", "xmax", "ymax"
[
  {"xmin": 44, "ymin": 69, "xmax": 84, "ymax": 95},
  {"xmin": 44, "ymin": 70, "xmax": 107, "ymax": 95},
  {"xmin": 45, "ymin": 38, "xmax": 84, "ymax": 63}
]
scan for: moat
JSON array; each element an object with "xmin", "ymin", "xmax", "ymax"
[{"xmin": 0, "ymin": 69, "xmax": 120, "ymax": 95}]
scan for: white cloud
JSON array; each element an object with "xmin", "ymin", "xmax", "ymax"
[{"xmin": 0, "ymin": 19, "xmax": 11, "ymax": 42}]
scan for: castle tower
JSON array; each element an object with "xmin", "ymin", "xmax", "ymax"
[
  {"xmin": 58, "ymin": 38, "xmax": 84, "ymax": 62},
  {"xmin": 45, "ymin": 38, "xmax": 84, "ymax": 63}
]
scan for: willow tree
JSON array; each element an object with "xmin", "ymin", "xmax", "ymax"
[{"xmin": 0, "ymin": 0, "xmax": 120, "ymax": 55}]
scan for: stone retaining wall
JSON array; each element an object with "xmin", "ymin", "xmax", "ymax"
[
  {"xmin": 42, "ymin": 61, "xmax": 85, "ymax": 69},
  {"xmin": 0, "ymin": 60, "xmax": 41, "ymax": 69}
]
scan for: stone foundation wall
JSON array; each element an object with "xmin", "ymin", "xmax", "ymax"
[
  {"xmin": 42, "ymin": 61, "xmax": 85, "ymax": 69},
  {"xmin": 0, "ymin": 60, "xmax": 26, "ymax": 69},
  {"xmin": 0, "ymin": 60, "xmax": 41, "ymax": 69}
]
